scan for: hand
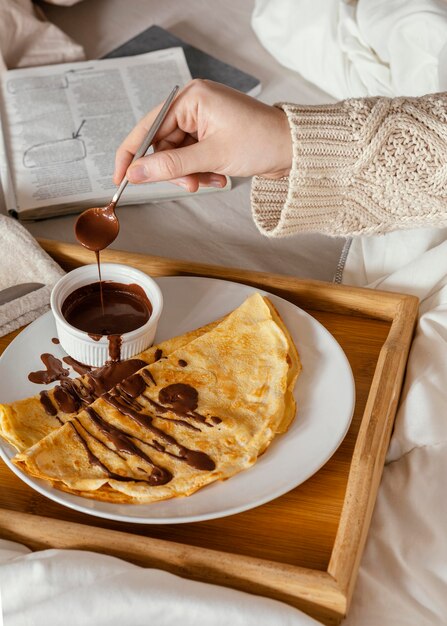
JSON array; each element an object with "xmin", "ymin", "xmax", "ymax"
[{"xmin": 114, "ymin": 79, "xmax": 293, "ymax": 192}]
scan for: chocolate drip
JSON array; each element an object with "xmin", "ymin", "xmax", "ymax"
[
  {"xmin": 28, "ymin": 354, "xmax": 69, "ymax": 385},
  {"xmin": 51, "ymin": 337, "xmax": 60, "ymax": 345},
  {"xmin": 142, "ymin": 395, "xmax": 202, "ymax": 428},
  {"xmin": 70, "ymin": 421, "xmax": 169, "ymax": 485},
  {"xmin": 46, "ymin": 359, "xmax": 147, "ymax": 415},
  {"xmin": 104, "ymin": 393, "xmax": 215, "ymax": 471},
  {"xmin": 107, "ymin": 334, "xmax": 122, "ymax": 362},
  {"xmin": 75, "ymin": 201, "xmax": 149, "ymax": 363},
  {"xmin": 39, "ymin": 390, "xmax": 59, "ymax": 419},
  {"xmin": 159, "ymin": 383, "xmax": 199, "ymax": 412},
  {"xmin": 190, "ymin": 411, "xmax": 212, "ymax": 426},
  {"xmin": 137, "ymin": 385, "xmax": 214, "ymax": 429},
  {"xmin": 86, "ymin": 359, "xmax": 147, "ymax": 397},
  {"xmin": 178, "ymin": 359, "xmax": 187, "ymax": 367},
  {"xmin": 154, "ymin": 349, "xmax": 163, "ymax": 361},
  {"xmin": 62, "ymin": 356, "xmax": 93, "ymax": 376},
  {"xmin": 53, "ymin": 383, "xmax": 81, "ymax": 414},
  {"xmin": 211, "ymin": 416, "xmax": 222, "ymax": 425},
  {"xmin": 85, "ymin": 408, "xmax": 171, "ymax": 485},
  {"xmin": 141, "ymin": 369, "xmax": 156, "ymax": 386},
  {"xmin": 156, "ymin": 415, "xmax": 201, "ymax": 432},
  {"xmin": 70, "ymin": 421, "xmax": 117, "ymax": 474},
  {"xmin": 142, "ymin": 396, "xmax": 200, "ymax": 431},
  {"xmin": 62, "ymin": 377, "xmax": 95, "ymax": 407},
  {"xmin": 118, "ymin": 373, "xmax": 146, "ymax": 399},
  {"xmin": 95, "ymin": 250, "xmax": 104, "ymax": 316},
  {"xmin": 144, "ymin": 396, "xmax": 168, "ymax": 414},
  {"xmin": 156, "ymin": 383, "xmax": 214, "ymax": 428}
]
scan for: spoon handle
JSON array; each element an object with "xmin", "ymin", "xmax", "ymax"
[{"xmin": 111, "ymin": 84, "xmax": 180, "ymax": 206}]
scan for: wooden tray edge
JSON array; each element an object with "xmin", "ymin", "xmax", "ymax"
[
  {"xmin": 39, "ymin": 239, "xmax": 417, "ymax": 321},
  {"xmin": 0, "ymin": 507, "xmax": 346, "ymax": 621},
  {"xmin": 328, "ymin": 294, "xmax": 419, "ymax": 609}
]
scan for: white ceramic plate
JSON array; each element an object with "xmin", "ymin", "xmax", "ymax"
[{"xmin": 0, "ymin": 276, "xmax": 355, "ymax": 524}]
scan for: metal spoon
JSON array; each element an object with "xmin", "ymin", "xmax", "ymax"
[{"xmin": 75, "ymin": 84, "xmax": 180, "ymax": 252}]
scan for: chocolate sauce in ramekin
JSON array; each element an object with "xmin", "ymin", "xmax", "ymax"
[{"xmin": 61, "ymin": 281, "xmax": 152, "ymax": 336}]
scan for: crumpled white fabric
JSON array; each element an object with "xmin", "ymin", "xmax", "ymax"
[
  {"xmin": 0, "ymin": 542, "xmax": 320, "ymax": 626},
  {"xmin": 344, "ymin": 229, "xmax": 447, "ymax": 462},
  {"xmin": 0, "ymin": 0, "xmax": 84, "ymax": 73},
  {"xmin": 0, "ymin": 215, "xmax": 65, "ymax": 337},
  {"xmin": 252, "ymin": 0, "xmax": 447, "ymax": 98},
  {"xmin": 341, "ymin": 227, "xmax": 447, "ymax": 625}
]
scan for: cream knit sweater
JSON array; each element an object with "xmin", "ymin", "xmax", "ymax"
[{"xmin": 251, "ymin": 94, "xmax": 447, "ymax": 237}]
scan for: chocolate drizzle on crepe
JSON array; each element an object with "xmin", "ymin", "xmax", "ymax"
[
  {"xmin": 104, "ymin": 391, "xmax": 215, "ymax": 472},
  {"xmin": 116, "ymin": 374, "xmax": 202, "ymax": 433},
  {"xmin": 39, "ymin": 391, "xmax": 62, "ymax": 423},
  {"xmin": 72, "ymin": 408, "xmax": 172, "ymax": 485},
  {"xmin": 69, "ymin": 420, "xmax": 170, "ymax": 485},
  {"xmin": 116, "ymin": 373, "xmax": 146, "ymax": 399},
  {"xmin": 37, "ymin": 358, "xmax": 148, "ymax": 416},
  {"xmin": 33, "ymin": 349, "xmax": 219, "ymax": 482},
  {"xmin": 63, "ymin": 375, "xmax": 216, "ymax": 487},
  {"xmin": 154, "ymin": 383, "xmax": 219, "ymax": 429},
  {"xmin": 86, "ymin": 360, "xmax": 147, "ymax": 398}
]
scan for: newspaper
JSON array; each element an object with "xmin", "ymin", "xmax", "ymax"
[{"xmin": 0, "ymin": 48, "xmax": 229, "ymax": 220}]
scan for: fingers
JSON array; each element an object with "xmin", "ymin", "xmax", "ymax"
[
  {"xmin": 197, "ymin": 172, "xmax": 227, "ymax": 188},
  {"xmin": 169, "ymin": 172, "xmax": 227, "ymax": 192},
  {"xmin": 113, "ymin": 103, "xmax": 181, "ymax": 185},
  {"xmin": 126, "ymin": 141, "xmax": 214, "ymax": 185},
  {"xmin": 144, "ymin": 128, "xmax": 227, "ymax": 192},
  {"xmin": 113, "ymin": 80, "xmax": 204, "ymax": 185}
]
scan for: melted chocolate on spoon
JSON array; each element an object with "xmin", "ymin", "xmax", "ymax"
[
  {"xmin": 75, "ymin": 201, "xmax": 119, "ymax": 315},
  {"xmin": 75, "ymin": 202, "xmax": 119, "ymax": 254}
]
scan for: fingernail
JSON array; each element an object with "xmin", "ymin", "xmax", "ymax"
[
  {"xmin": 207, "ymin": 174, "xmax": 225, "ymax": 188},
  {"xmin": 175, "ymin": 177, "xmax": 190, "ymax": 189},
  {"xmin": 128, "ymin": 165, "xmax": 147, "ymax": 183}
]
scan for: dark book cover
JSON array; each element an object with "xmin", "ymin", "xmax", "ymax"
[{"xmin": 103, "ymin": 24, "xmax": 261, "ymax": 96}]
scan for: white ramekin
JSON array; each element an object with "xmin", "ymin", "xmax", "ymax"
[{"xmin": 50, "ymin": 263, "xmax": 163, "ymax": 367}]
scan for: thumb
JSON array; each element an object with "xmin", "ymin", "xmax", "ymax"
[{"xmin": 126, "ymin": 142, "xmax": 213, "ymax": 184}]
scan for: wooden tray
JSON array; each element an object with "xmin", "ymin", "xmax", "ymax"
[{"xmin": 0, "ymin": 240, "xmax": 418, "ymax": 625}]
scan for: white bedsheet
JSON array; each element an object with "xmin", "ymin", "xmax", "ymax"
[
  {"xmin": 0, "ymin": 541, "xmax": 320, "ymax": 626},
  {"xmin": 252, "ymin": 0, "xmax": 447, "ymax": 99},
  {"xmin": 342, "ymin": 229, "xmax": 447, "ymax": 625}
]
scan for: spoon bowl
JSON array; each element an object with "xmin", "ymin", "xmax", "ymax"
[
  {"xmin": 75, "ymin": 202, "xmax": 120, "ymax": 252},
  {"xmin": 75, "ymin": 84, "xmax": 179, "ymax": 253}
]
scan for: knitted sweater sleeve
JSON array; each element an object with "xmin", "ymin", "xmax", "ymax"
[{"xmin": 250, "ymin": 94, "xmax": 447, "ymax": 237}]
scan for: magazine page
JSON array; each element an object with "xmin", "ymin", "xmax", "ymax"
[{"xmin": 0, "ymin": 48, "xmax": 191, "ymax": 216}]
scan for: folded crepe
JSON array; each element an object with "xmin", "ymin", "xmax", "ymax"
[
  {"xmin": 11, "ymin": 294, "xmax": 301, "ymax": 503},
  {"xmin": 0, "ymin": 320, "xmax": 220, "ymax": 452}
]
